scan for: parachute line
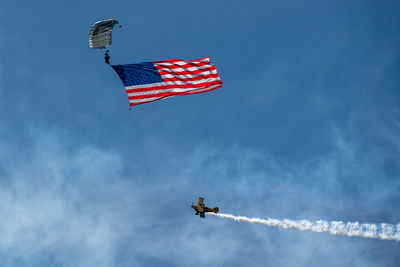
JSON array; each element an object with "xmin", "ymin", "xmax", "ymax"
[{"xmin": 207, "ymin": 213, "xmax": 400, "ymax": 241}]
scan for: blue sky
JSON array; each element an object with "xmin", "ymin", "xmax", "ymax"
[{"xmin": 0, "ymin": 0, "xmax": 399, "ymax": 266}]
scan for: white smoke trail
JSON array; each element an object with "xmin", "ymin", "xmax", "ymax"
[{"xmin": 207, "ymin": 213, "xmax": 400, "ymax": 241}]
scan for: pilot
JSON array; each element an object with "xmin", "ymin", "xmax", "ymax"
[{"xmin": 104, "ymin": 50, "xmax": 110, "ymax": 64}]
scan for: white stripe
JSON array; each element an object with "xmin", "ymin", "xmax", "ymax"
[
  {"xmin": 125, "ymin": 82, "xmax": 166, "ymax": 90},
  {"xmin": 126, "ymin": 83, "xmax": 222, "ymax": 97},
  {"xmin": 154, "ymin": 59, "xmax": 210, "ymax": 66},
  {"xmin": 155, "ymin": 64, "xmax": 214, "ymax": 73},
  {"xmin": 161, "ymin": 77, "xmax": 220, "ymax": 85},
  {"xmin": 125, "ymin": 78, "xmax": 221, "ymax": 90},
  {"xmin": 160, "ymin": 69, "xmax": 218, "ymax": 79},
  {"xmin": 177, "ymin": 84, "xmax": 221, "ymax": 94},
  {"xmin": 129, "ymin": 84, "xmax": 221, "ymax": 104},
  {"xmin": 130, "ymin": 97, "xmax": 162, "ymax": 104},
  {"xmin": 192, "ymin": 83, "xmax": 222, "ymax": 92},
  {"xmin": 128, "ymin": 88, "xmax": 194, "ymax": 97}
]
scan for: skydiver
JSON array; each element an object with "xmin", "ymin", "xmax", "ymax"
[{"xmin": 104, "ymin": 50, "xmax": 110, "ymax": 64}]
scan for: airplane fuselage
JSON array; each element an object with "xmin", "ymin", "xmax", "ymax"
[{"xmin": 191, "ymin": 198, "xmax": 219, "ymax": 218}]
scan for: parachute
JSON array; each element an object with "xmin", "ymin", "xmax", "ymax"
[{"xmin": 89, "ymin": 19, "xmax": 119, "ymax": 49}]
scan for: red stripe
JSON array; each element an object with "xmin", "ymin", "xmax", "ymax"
[
  {"xmin": 129, "ymin": 86, "xmax": 222, "ymax": 100},
  {"xmin": 158, "ymin": 66, "xmax": 216, "ymax": 76},
  {"xmin": 161, "ymin": 74, "xmax": 220, "ymax": 83},
  {"xmin": 128, "ymin": 84, "xmax": 222, "ymax": 105},
  {"xmin": 152, "ymin": 57, "xmax": 210, "ymax": 64},
  {"xmin": 129, "ymin": 92, "xmax": 185, "ymax": 100},
  {"xmin": 154, "ymin": 61, "xmax": 212, "ymax": 69},
  {"xmin": 175, "ymin": 86, "xmax": 221, "ymax": 96},
  {"xmin": 128, "ymin": 84, "xmax": 220, "ymax": 100},
  {"xmin": 126, "ymin": 80, "xmax": 222, "ymax": 94}
]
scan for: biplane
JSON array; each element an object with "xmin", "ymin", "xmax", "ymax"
[{"xmin": 191, "ymin": 197, "xmax": 219, "ymax": 218}]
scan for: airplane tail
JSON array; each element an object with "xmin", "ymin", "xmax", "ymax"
[{"xmin": 212, "ymin": 207, "xmax": 219, "ymax": 213}]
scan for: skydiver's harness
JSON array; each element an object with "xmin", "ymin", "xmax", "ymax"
[{"xmin": 104, "ymin": 50, "xmax": 110, "ymax": 64}]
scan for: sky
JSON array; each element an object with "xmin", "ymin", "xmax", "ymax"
[{"xmin": 0, "ymin": 0, "xmax": 399, "ymax": 266}]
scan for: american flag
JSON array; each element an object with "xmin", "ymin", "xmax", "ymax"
[{"xmin": 111, "ymin": 57, "xmax": 222, "ymax": 106}]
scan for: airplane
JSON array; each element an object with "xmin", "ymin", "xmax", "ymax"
[{"xmin": 191, "ymin": 197, "xmax": 219, "ymax": 218}]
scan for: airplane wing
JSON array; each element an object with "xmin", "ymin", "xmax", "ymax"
[
  {"xmin": 197, "ymin": 197, "xmax": 204, "ymax": 206},
  {"xmin": 197, "ymin": 197, "xmax": 205, "ymax": 212},
  {"xmin": 200, "ymin": 212, "xmax": 205, "ymax": 218}
]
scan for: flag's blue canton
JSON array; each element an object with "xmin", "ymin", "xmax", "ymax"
[{"xmin": 111, "ymin": 62, "xmax": 163, "ymax": 87}]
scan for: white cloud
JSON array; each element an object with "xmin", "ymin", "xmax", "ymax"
[
  {"xmin": 0, "ymin": 117, "xmax": 399, "ymax": 266},
  {"xmin": 0, "ymin": 134, "xmax": 129, "ymax": 266}
]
